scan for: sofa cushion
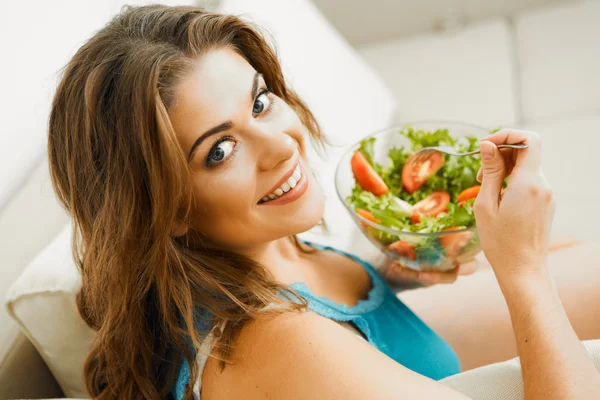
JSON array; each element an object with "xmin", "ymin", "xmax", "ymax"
[
  {"xmin": 441, "ymin": 339, "xmax": 600, "ymax": 399},
  {"xmin": 358, "ymin": 19, "xmax": 518, "ymax": 128},
  {"xmin": 516, "ymin": 1, "xmax": 600, "ymax": 122},
  {"xmin": 0, "ymin": 156, "xmax": 70, "ymax": 361},
  {"xmin": 6, "ymin": 225, "xmax": 93, "ymax": 398}
]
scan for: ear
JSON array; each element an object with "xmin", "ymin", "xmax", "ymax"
[{"xmin": 170, "ymin": 220, "xmax": 189, "ymax": 237}]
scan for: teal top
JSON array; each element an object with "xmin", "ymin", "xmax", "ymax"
[{"xmin": 172, "ymin": 240, "xmax": 461, "ymax": 399}]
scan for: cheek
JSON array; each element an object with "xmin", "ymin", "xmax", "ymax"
[
  {"xmin": 189, "ymin": 173, "xmax": 254, "ymax": 230},
  {"xmin": 276, "ymin": 100, "xmax": 309, "ymax": 152}
]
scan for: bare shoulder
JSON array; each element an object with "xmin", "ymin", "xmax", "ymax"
[{"xmin": 202, "ymin": 310, "xmax": 469, "ymax": 400}]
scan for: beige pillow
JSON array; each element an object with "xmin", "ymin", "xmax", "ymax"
[{"xmin": 6, "ymin": 224, "xmax": 93, "ymax": 398}]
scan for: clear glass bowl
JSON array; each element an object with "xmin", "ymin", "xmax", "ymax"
[{"xmin": 334, "ymin": 120, "xmax": 488, "ymax": 272}]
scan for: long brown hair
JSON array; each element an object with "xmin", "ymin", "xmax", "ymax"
[{"xmin": 48, "ymin": 4, "xmax": 328, "ymax": 399}]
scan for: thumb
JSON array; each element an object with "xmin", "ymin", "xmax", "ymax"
[{"xmin": 478, "ymin": 140, "xmax": 506, "ymax": 209}]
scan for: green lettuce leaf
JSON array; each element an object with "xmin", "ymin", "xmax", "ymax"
[{"xmin": 346, "ymin": 125, "xmax": 484, "ymax": 236}]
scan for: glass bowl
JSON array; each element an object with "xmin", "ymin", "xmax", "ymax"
[{"xmin": 334, "ymin": 120, "xmax": 488, "ymax": 272}]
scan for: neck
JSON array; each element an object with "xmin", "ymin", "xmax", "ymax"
[{"xmin": 241, "ymin": 236, "xmax": 311, "ymax": 283}]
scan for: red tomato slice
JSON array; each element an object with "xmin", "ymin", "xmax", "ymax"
[
  {"xmin": 357, "ymin": 208, "xmax": 380, "ymax": 224},
  {"xmin": 388, "ymin": 240, "xmax": 417, "ymax": 260},
  {"xmin": 439, "ymin": 227, "xmax": 474, "ymax": 257},
  {"xmin": 351, "ymin": 151, "xmax": 389, "ymax": 196},
  {"xmin": 458, "ymin": 185, "xmax": 481, "ymax": 204},
  {"xmin": 402, "ymin": 152, "xmax": 445, "ymax": 193},
  {"xmin": 411, "ymin": 191, "xmax": 450, "ymax": 224}
]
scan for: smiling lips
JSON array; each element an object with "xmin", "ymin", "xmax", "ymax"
[
  {"xmin": 258, "ymin": 164, "xmax": 302, "ymax": 204},
  {"xmin": 258, "ymin": 157, "xmax": 309, "ymax": 206}
]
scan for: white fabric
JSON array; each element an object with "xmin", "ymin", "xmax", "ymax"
[
  {"xmin": 216, "ymin": 0, "xmax": 397, "ymax": 252},
  {"xmin": 5, "ymin": 224, "xmax": 93, "ymax": 398},
  {"xmin": 515, "ymin": 1, "xmax": 600, "ymax": 122},
  {"xmin": 9, "ymin": 292, "xmax": 94, "ymax": 399},
  {"xmin": 0, "ymin": 156, "xmax": 70, "ymax": 359},
  {"xmin": 358, "ymin": 19, "xmax": 518, "ymax": 128},
  {"xmin": 441, "ymin": 339, "xmax": 600, "ymax": 399}
]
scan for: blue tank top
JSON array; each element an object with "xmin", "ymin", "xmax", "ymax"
[{"xmin": 172, "ymin": 240, "xmax": 461, "ymax": 398}]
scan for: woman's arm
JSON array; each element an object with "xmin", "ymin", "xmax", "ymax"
[
  {"xmin": 473, "ymin": 129, "xmax": 600, "ymax": 399},
  {"xmin": 502, "ymin": 271, "xmax": 599, "ymax": 399}
]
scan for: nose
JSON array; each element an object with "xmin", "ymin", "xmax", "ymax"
[{"xmin": 255, "ymin": 130, "xmax": 297, "ymax": 171}]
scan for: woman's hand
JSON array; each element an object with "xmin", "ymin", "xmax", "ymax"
[
  {"xmin": 382, "ymin": 258, "xmax": 479, "ymax": 288},
  {"xmin": 473, "ymin": 128, "xmax": 555, "ymax": 282}
]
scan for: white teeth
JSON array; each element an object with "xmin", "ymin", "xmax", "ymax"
[
  {"xmin": 288, "ymin": 176, "xmax": 297, "ymax": 189},
  {"xmin": 260, "ymin": 164, "xmax": 303, "ymax": 203}
]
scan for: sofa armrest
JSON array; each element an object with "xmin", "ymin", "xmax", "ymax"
[{"xmin": 0, "ymin": 332, "xmax": 64, "ymax": 400}]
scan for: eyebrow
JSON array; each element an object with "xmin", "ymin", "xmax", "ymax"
[{"xmin": 187, "ymin": 71, "xmax": 262, "ymax": 163}]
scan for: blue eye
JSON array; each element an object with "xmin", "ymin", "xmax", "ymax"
[
  {"xmin": 206, "ymin": 138, "xmax": 235, "ymax": 167},
  {"xmin": 253, "ymin": 89, "xmax": 272, "ymax": 115}
]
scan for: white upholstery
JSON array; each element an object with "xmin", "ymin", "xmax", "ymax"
[
  {"xmin": 5, "ymin": 225, "xmax": 93, "ymax": 398},
  {"xmin": 0, "ymin": 157, "xmax": 70, "ymax": 359},
  {"xmin": 441, "ymin": 339, "xmax": 600, "ymax": 399},
  {"xmin": 516, "ymin": 1, "xmax": 600, "ymax": 122},
  {"xmin": 358, "ymin": 19, "xmax": 518, "ymax": 128}
]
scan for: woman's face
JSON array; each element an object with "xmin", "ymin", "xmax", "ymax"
[{"xmin": 169, "ymin": 47, "xmax": 325, "ymax": 251}]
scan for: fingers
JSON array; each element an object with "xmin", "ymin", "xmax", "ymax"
[
  {"xmin": 457, "ymin": 260, "xmax": 479, "ymax": 275},
  {"xmin": 475, "ymin": 141, "xmax": 506, "ymax": 212},
  {"xmin": 481, "ymin": 128, "xmax": 542, "ymax": 172},
  {"xmin": 477, "ymin": 148, "xmax": 517, "ymax": 183},
  {"xmin": 418, "ymin": 266, "xmax": 459, "ymax": 285},
  {"xmin": 386, "ymin": 261, "xmax": 459, "ymax": 285}
]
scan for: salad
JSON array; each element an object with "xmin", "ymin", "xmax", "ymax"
[{"xmin": 346, "ymin": 125, "xmax": 491, "ymax": 266}]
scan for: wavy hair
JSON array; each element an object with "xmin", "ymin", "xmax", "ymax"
[{"xmin": 48, "ymin": 4, "xmax": 328, "ymax": 399}]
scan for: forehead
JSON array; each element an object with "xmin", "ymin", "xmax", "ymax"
[{"xmin": 169, "ymin": 47, "xmax": 257, "ymax": 147}]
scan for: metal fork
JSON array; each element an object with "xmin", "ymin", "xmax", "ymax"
[{"xmin": 412, "ymin": 144, "xmax": 529, "ymax": 163}]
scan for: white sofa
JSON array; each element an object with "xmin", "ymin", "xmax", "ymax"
[{"xmin": 2, "ymin": 0, "xmax": 599, "ymax": 398}]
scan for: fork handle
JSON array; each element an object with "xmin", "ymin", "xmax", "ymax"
[
  {"xmin": 463, "ymin": 143, "xmax": 529, "ymax": 156},
  {"xmin": 496, "ymin": 144, "xmax": 529, "ymax": 149}
]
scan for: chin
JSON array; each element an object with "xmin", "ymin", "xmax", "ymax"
[{"xmin": 293, "ymin": 180, "xmax": 326, "ymax": 234}]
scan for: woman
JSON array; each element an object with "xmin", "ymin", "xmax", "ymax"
[{"xmin": 47, "ymin": 4, "xmax": 600, "ymax": 399}]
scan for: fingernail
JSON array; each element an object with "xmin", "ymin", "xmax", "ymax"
[
  {"xmin": 418, "ymin": 272, "xmax": 434, "ymax": 283},
  {"xmin": 481, "ymin": 141, "xmax": 494, "ymax": 160}
]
